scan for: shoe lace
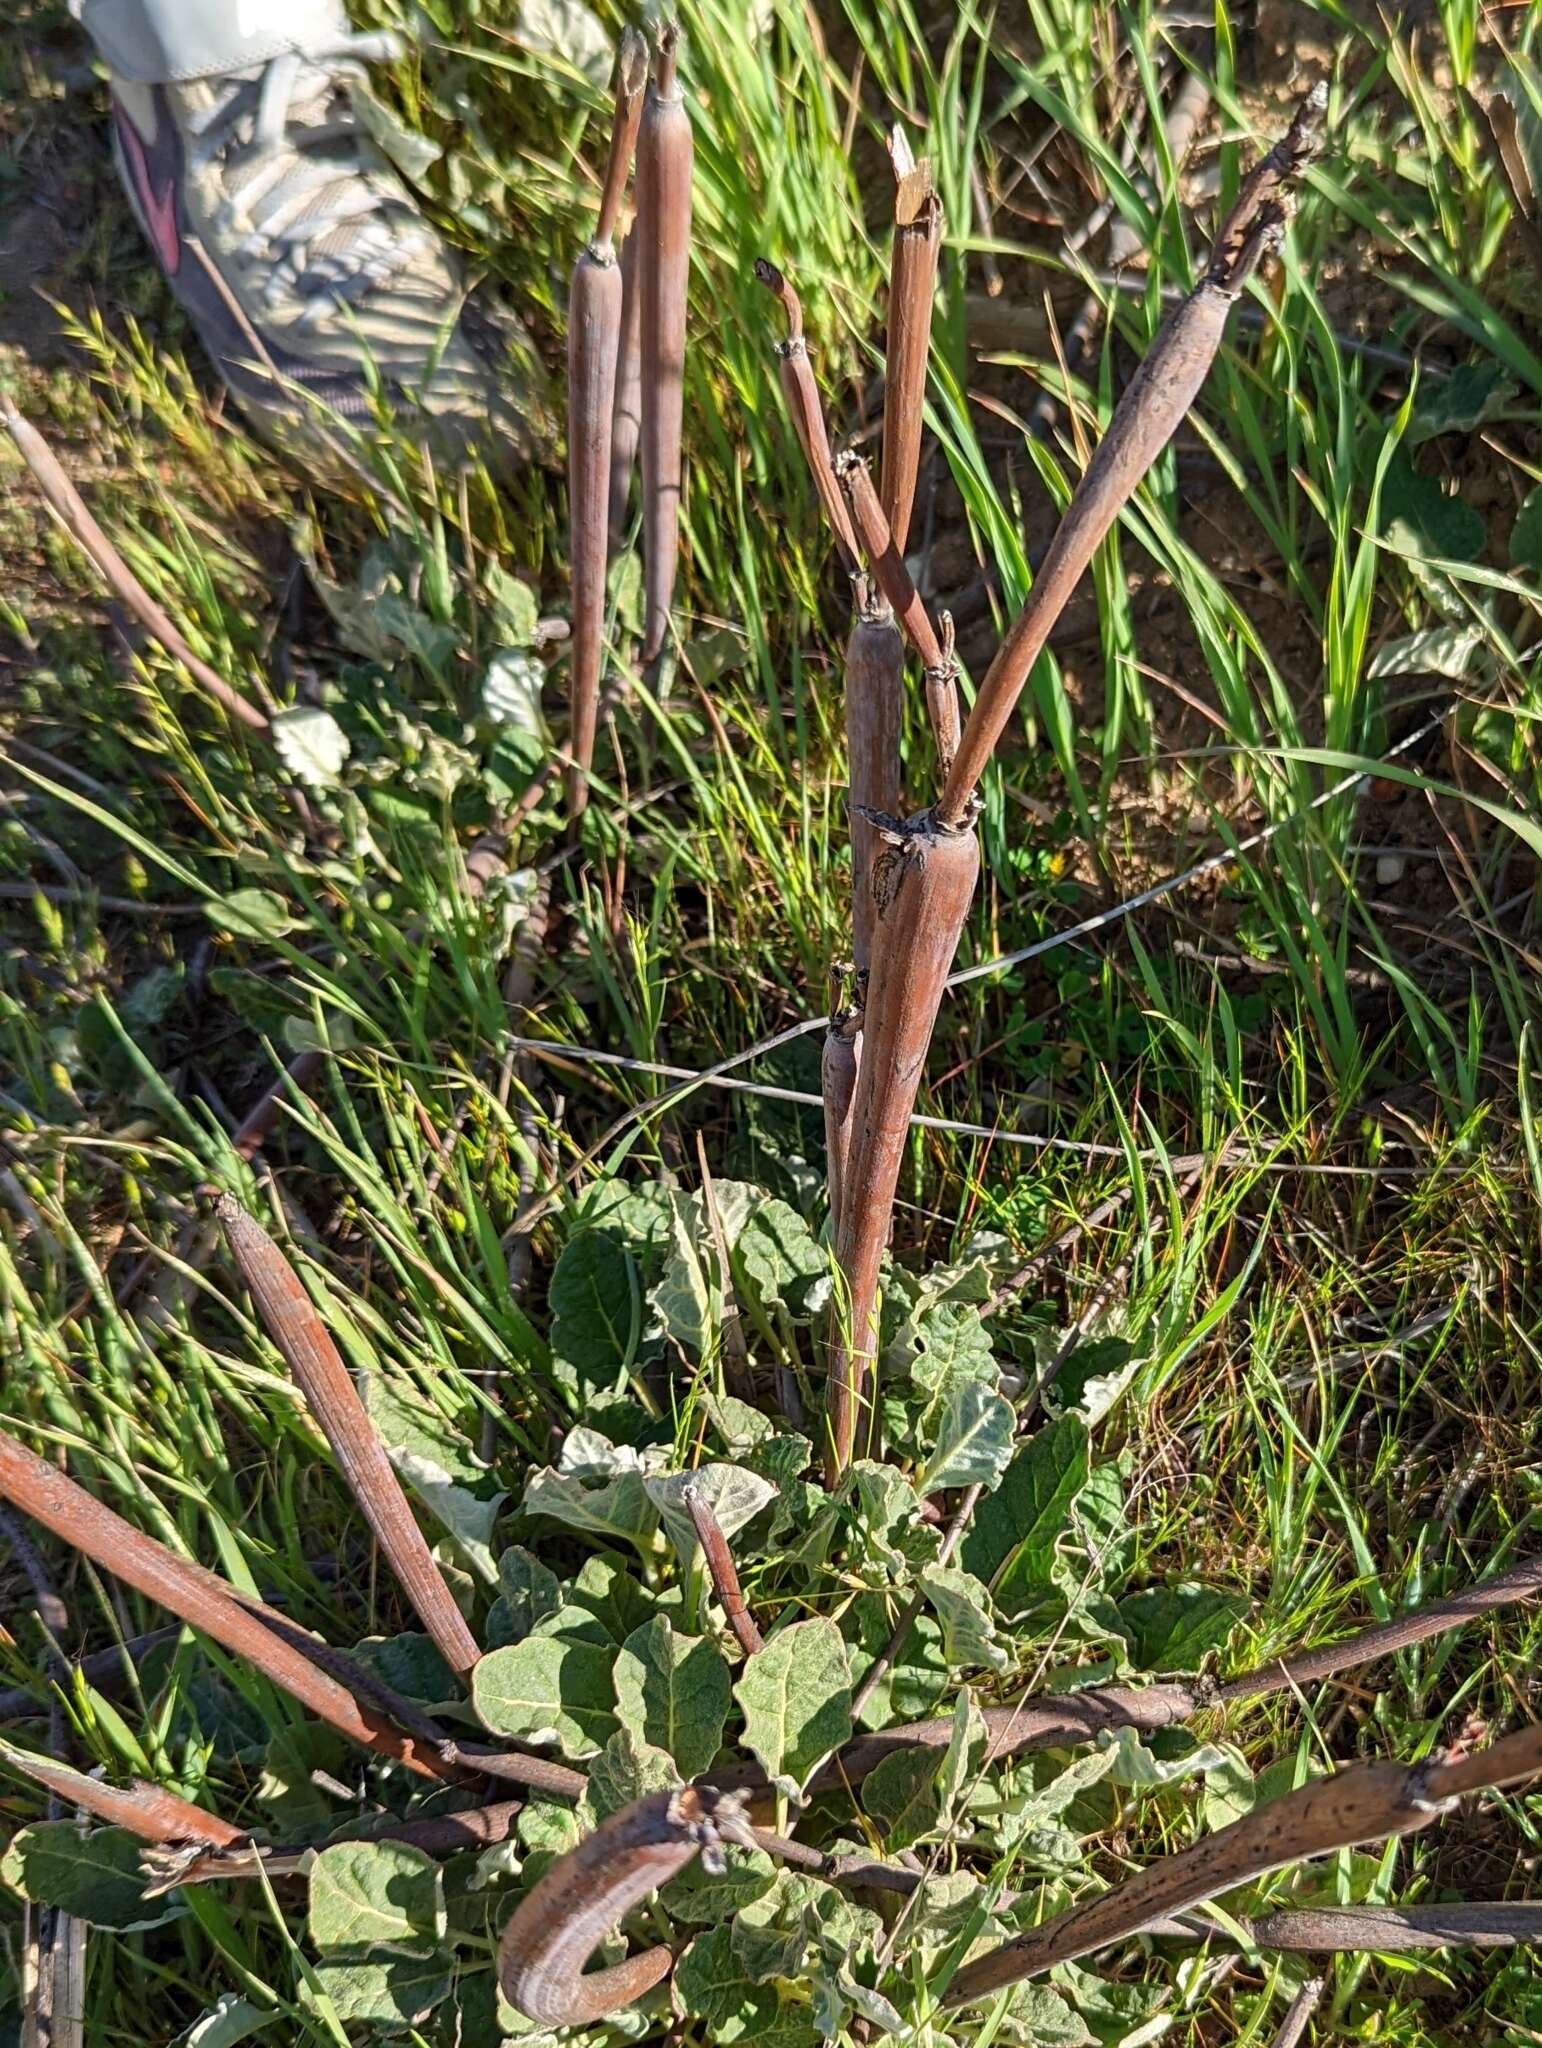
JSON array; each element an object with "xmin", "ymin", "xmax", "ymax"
[{"xmin": 185, "ymin": 31, "xmax": 435, "ymax": 328}]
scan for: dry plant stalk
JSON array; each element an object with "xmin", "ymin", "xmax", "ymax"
[
  {"xmin": 837, "ymin": 452, "xmax": 962, "ymax": 771},
  {"xmin": 637, "ymin": 23, "xmax": 693, "ymax": 662},
  {"xmin": 567, "ymin": 29, "xmax": 649, "ymax": 820},
  {"xmin": 936, "ymin": 84, "xmax": 1326, "ymax": 828},
  {"xmin": 881, "ymin": 131, "xmax": 943, "ymax": 553},
  {"xmin": 218, "ymin": 1196, "xmax": 481, "ymax": 1679},
  {"xmin": 0, "ymin": 396, "xmax": 269, "ymax": 734},
  {"xmin": 825, "ymin": 811, "xmax": 979, "ymax": 1481},
  {"xmin": 0, "ymin": 1427, "xmax": 452, "ymax": 1779},
  {"xmin": 754, "ymin": 260, "xmax": 860, "ymax": 567},
  {"xmin": 608, "ymin": 231, "xmax": 643, "ymax": 549},
  {"xmin": 945, "ymin": 1716, "xmax": 1542, "ymax": 2000}
]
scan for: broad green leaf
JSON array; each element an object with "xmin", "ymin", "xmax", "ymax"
[
  {"xmin": 733, "ymin": 1618, "xmax": 851, "ymax": 1798},
  {"xmin": 961, "ymin": 1416, "xmax": 1090, "ymax": 1613},
  {"xmin": 646, "ymin": 1464, "xmax": 778, "ymax": 1568},
  {"xmin": 664, "ymin": 1837, "xmax": 777, "ymax": 1925},
  {"xmin": 361, "ymin": 1374, "xmax": 503, "ymax": 1584},
  {"xmin": 919, "ymin": 1381, "xmax": 1015, "ymax": 1492},
  {"xmin": 308, "ymin": 1841, "xmax": 445, "ymax": 1956},
  {"xmin": 919, "ymin": 1566, "xmax": 1009, "ymax": 1673},
  {"xmin": 351, "ymin": 1634, "xmax": 458, "ymax": 1708},
  {"xmin": 549, "ymin": 1230, "xmax": 639, "ymax": 1393},
  {"xmin": 845, "ymin": 1462, "xmax": 936, "ymax": 1576},
  {"xmin": 735, "ymin": 1197, "xmax": 828, "ymax": 1318},
  {"xmin": 206, "ymin": 887, "xmax": 297, "ymax": 940},
  {"xmin": 649, "ymin": 1198, "xmax": 718, "ymax": 1354},
  {"xmin": 1073, "ymin": 1461, "xmax": 1133, "ymax": 1583},
  {"xmin": 584, "ymin": 1728, "xmax": 680, "ymax": 1822},
  {"xmin": 1407, "ymin": 361, "xmax": 1517, "ymax": 444},
  {"xmin": 732, "ymin": 1871, "xmax": 820, "ymax": 1981},
  {"xmin": 613, "ymin": 1616, "xmax": 732, "ymax": 1778},
  {"xmin": 1000, "ymin": 1980, "xmax": 1096, "ymax": 2046},
  {"xmin": 1100, "ymin": 1725, "xmax": 1235, "ymax": 1789},
  {"xmin": 1116, "ymin": 1584, "xmax": 1249, "ymax": 1672},
  {"xmin": 1379, "ymin": 448, "xmax": 1485, "ymax": 561},
  {"xmin": 530, "ymin": 1602, "xmax": 613, "ymax": 1648},
  {"xmin": 303, "ymin": 1953, "xmax": 452, "ymax": 2029},
  {"xmin": 911, "ymin": 1302, "xmax": 996, "ymax": 1395},
  {"xmin": 568, "ymin": 1553, "xmax": 656, "ymax": 1642},
  {"xmin": 0, "ymin": 1822, "xmax": 180, "ymax": 1933},
  {"xmin": 271, "ymin": 706, "xmax": 350, "ymax": 788},
  {"xmin": 862, "ymin": 1746, "xmax": 941, "ymax": 1849},
  {"xmin": 174, "ymin": 1994, "xmax": 279, "ymax": 2045},
  {"xmin": 523, "ymin": 1455, "xmax": 658, "ymax": 1553},
  {"xmin": 848, "ymin": 1594, "xmax": 948, "ymax": 1728},
  {"xmin": 673, "ymin": 1924, "xmax": 782, "ymax": 2039},
  {"xmin": 1049, "ymin": 1336, "xmax": 1141, "ymax": 1427},
  {"xmin": 471, "ymin": 1635, "xmax": 618, "ymax": 1758},
  {"xmin": 1014, "ymin": 1744, "xmax": 1121, "ymax": 1829},
  {"xmin": 485, "ymin": 1546, "xmax": 563, "ymax": 1648}
]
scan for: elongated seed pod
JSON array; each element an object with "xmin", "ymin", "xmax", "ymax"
[
  {"xmin": 568, "ymin": 31, "xmax": 649, "ymax": 820},
  {"xmin": 637, "ymin": 27, "xmax": 693, "ymax": 663},
  {"xmin": 608, "ymin": 230, "xmax": 642, "ymax": 551},
  {"xmin": 0, "ymin": 1428, "xmax": 448, "ymax": 1777},
  {"xmin": 937, "ymin": 86, "xmax": 1324, "ymax": 827},
  {"xmin": 880, "ymin": 138, "xmax": 942, "ymax": 553},
  {"xmin": 753, "ymin": 259, "xmax": 859, "ymax": 569},
  {"xmin": 499, "ymin": 1787, "xmax": 738, "ymax": 2025},
  {"xmin": 845, "ymin": 603, "xmax": 904, "ymax": 972},
  {"xmin": 825, "ymin": 812, "xmax": 979, "ymax": 1480},
  {"xmin": 822, "ymin": 1009, "xmax": 860, "ymax": 1239},
  {"xmin": 837, "ymin": 453, "xmax": 961, "ymax": 772},
  {"xmin": 218, "ymin": 1197, "xmax": 480, "ymax": 1679},
  {"xmin": 0, "ymin": 1738, "xmax": 243, "ymax": 1847}
]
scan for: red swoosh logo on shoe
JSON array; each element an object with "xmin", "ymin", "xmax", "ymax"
[{"xmin": 113, "ymin": 99, "xmax": 182, "ymax": 276}]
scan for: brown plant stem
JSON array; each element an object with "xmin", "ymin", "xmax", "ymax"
[
  {"xmin": 567, "ymin": 29, "xmax": 649, "ymax": 821},
  {"xmin": 881, "ymin": 133, "xmax": 943, "ymax": 553},
  {"xmin": 754, "ymin": 259, "xmax": 860, "ymax": 568},
  {"xmin": 637, "ymin": 23, "xmax": 693, "ymax": 663},
  {"xmin": 844, "ymin": 600, "xmax": 905, "ymax": 975},
  {"xmin": 944, "ymin": 1717, "xmax": 1542, "ymax": 2001},
  {"xmin": 0, "ymin": 1427, "xmax": 452, "ymax": 1779},
  {"xmin": 825, "ymin": 810, "xmax": 979, "ymax": 1482},
  {"xmin": 218, "ymin": 1197, "xmax": 481, "ymax": 1680},
  {"xmin": 683, "ymin": 1484, "xmax": 763, "ymax": 1655},
  {"xmin": 1269, "ymin": 1978, "xmax": 1325, "ymax": 2048},
  {"xmin": 0, "ymin": 396, "xmax": 269, "ymax": 734},
  {"xmin": 935, "ymin": 85, "xmax": 1326, "ymax": 828},
  {"xmin": 836, "ymin": 452, "xmax": 961, "ymax": 772}
]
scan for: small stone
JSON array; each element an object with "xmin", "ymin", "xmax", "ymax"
[{"xmin": 1375, "ymin": 853, "xmax": 1405, "ymax": 887}]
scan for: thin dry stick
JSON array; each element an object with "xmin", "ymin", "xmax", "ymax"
[
  {"xmin": 609, "ymin": 230, "xmax": 643, "ymax": 550},
  {"xmin": 944, "ymin": 1717, "xmax": 1542, "ymax": 2000},
  {"xmin": 1235, "ymin": 1901, "xmax": 1542, "ymax": 1953},
  {"xmin": 881, "ymin": 131, "xmax": 943, "ymax": 553},
  {"xmin": 637, "ymin": 23, "xmax": 693, "ymax": 664},
  {"xmin": 837, "ymin": 452, "xmax": 961, "ymax": 770},
  {"xmin": 0, "ymin": 1427, "xmax": 453, "ymax": 1779},
  {"xmin": 1, "ymin": 396, "xmax": 269, "ymax": 734},
  {"xmin": 849, "ymin": 1480, "xmax": 982, "ymax": 1720},
  {"xmin": 825, "ymin": 809, "xmax": 980, "ymax": 1482},
  {"xmin": 935, "ymin": 84, "xmax": 1327, "ymax": 829},
  {"xmin": 683, "ymin": 1485, "xmax": 763, "ymax": 1655},
  {"xmin": 217, "ymin": 1196, "xmax": 481, "ymax": 1679},
  {"xmin": 754, "ymin": 259, "xmax": 860, "ymax": 568},
  {"xmin": 567, "ymin": 29, "xmax": 649, "ymax": 821}
]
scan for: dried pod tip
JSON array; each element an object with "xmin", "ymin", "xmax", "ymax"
[
  {"xmin": 617, "ymin": 23, "xmax": 649, "ymax": 95},
  {"xmin": 754, "ymin": 258, "xmax": 802, "ymax": 341},
  {"xmin": 653, "ymin": 19, "xmax": 682, "ymax": 97}
]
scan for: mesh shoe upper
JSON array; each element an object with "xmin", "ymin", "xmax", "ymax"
[{"xmin": 95, "ymin": 7, "xmax": 548, "ymax": 469}]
